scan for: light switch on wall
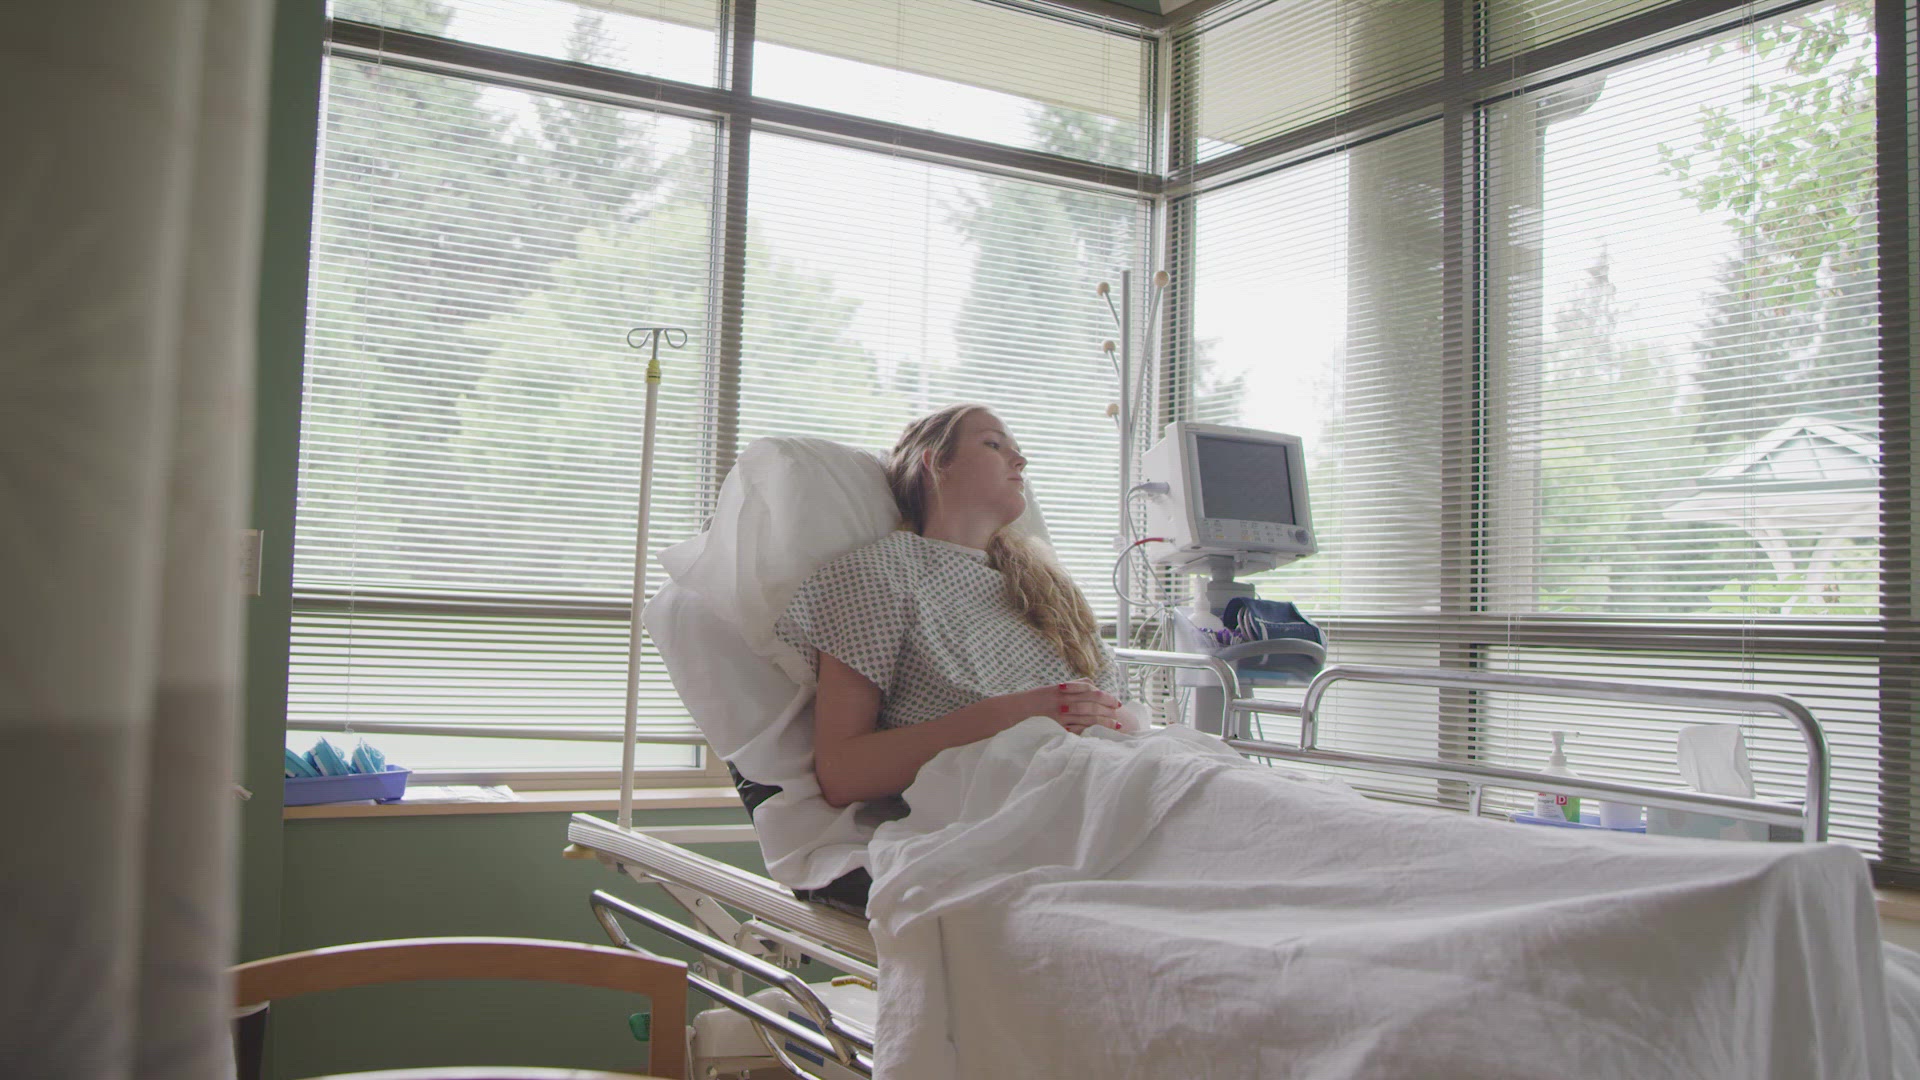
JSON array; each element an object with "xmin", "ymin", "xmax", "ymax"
[{"xmin": 241, "ymin": 529, "xmax": 264, "ymax": 597}]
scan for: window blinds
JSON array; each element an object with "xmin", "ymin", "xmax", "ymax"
[
  {"xmin": 291, "ymin": 47, "xmax": 717, "ymax": 769},
  {"xmin": 332, "ymin": 0, "xmax": 720, "ymax": 85},
  {"xmin": 1181, "ymin": 121, "xmax": 1449, "ymax": 803},
  {"xmin": 1170, "ymin": 0, "xmax": 1444, "ymax": 169},
  {"xmin": 736, "ymin": 131, "xmax": 1150, "ymax": 621},
  {"xmin": 1480, "ymin": 0, "xmax": 1683, "ymax": 63},
  {"xmin": 752, "ymin": 0, "xmax": 1151, "ymax": 169},
  {"xmin": 1173, "ymin": 0, "xmax": 1912, "ymax": 864},
  {"xmin": 1480, "ymin": 4, "xmax": 1889, "ymax": 848}
]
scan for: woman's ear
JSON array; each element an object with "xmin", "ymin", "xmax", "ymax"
[{"xmin": 920, "ymin": 447, "xmax": 937, "ymax": 477}]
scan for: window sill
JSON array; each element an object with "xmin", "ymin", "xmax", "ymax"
[
  {"xmin": 282, "ymin": 785, "xmax": 740, "ymax": 820},
  {"xmin": 1879, "ymin": 888, "xmax": 1920, "ymax": 924}
]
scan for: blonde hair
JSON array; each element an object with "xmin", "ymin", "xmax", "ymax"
[{"xmin": 886, "ymin": 404, "xmax": 1105, "ymax": 680}]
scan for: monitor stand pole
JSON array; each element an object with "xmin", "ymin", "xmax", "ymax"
[{"xmin": 1188, "ymin": 555, "xmax": 1254, "ymax": 735}]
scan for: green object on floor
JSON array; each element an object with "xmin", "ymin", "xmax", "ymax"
[{"xmin": 628, "ymin": 1011, "xmax": 651, "ymax": 1042}]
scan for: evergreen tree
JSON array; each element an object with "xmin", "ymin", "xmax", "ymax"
[
  {"xmin": 949, "ymin": 105, "xmax": 1149, "ymax": 614},
  {"xmin": 303, "ymin": 0, "xmax": 576, "ymax": 585},
  {"xmin": 1534, "ymin": 247, "xmax": 1735, "ymax": 613}
]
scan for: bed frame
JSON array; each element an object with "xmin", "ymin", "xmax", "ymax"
[{"xmin": 565, "ymin": 655, "xmax": 1833, "ymax": 1078}]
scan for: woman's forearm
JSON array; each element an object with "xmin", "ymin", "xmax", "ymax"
[{"xmin": 815, "ymin": 698, "xmax": 1013, "ymax": 807}]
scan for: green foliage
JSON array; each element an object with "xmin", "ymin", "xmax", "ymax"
[
  {"xmin": 301, "ymin": 5, "xmax": 874, "ymax": 594},
  {"xmin": 1656, "ymin": 1, "xmax": 1877, "ymax": 448}
]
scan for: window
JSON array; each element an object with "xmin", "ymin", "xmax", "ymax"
[
  {"xmin": 293, "ymin": 0, "xmax": 1917, "ymax": 881},
  {"xmin": 292, "ymin": 0, "xmax": 1152, "ymax": 781},
  {"xmin": 1173, "ymin": 0, "xmax": 1914, "ymax": 873}
]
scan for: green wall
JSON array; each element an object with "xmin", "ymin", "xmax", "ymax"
[{"xmin": 241, "ymin": 0, "xmax": 324, "ymax": 969}]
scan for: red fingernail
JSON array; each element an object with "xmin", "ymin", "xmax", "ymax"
[
  {"xmin": 1058, "ymin": 683, "xmax": 1069, "ymax": 690},
  {"xmin": 1059, "ymin": 704, "xmax": 1068, "ymax": 714}
]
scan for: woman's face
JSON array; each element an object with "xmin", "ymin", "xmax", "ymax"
[{"xmin": 934, "ymin": 411, "xmax": 1028, "ymax": 526}]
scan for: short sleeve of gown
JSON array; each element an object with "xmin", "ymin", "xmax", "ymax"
[
  {"xmin": 1096, "ymin": 649, "xmax": 1124, "ymax": 698},
  {"xmin": 775, "ymin": 544, "xmax": 913, "ymax": 692}
]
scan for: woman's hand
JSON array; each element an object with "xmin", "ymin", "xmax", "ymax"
[{"xmin": 995, "ymin": 680, "xmax": 1123, "ymax": 734}]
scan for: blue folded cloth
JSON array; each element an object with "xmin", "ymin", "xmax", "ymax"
[{"xmin": 284, "ymin": 747, "xmax": 321, "ymax": 778}]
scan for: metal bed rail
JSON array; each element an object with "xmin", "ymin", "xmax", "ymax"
[
  {"xmin": 574, "ymin": 655, "xmax": 1833, "ymax": 1077},
  {"xmin": 591, "ymin": 890, "xmax": 875, "ymax": 1077},
  {"xmin": 1114, "ymin": 651, "xmax": 1831, "ymax": 842}
]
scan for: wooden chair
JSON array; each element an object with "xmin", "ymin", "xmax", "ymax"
[
  {"xmin": 232, "ymin": 937, "xmax": 688, "ymax": 1080},
  {"xmin": 295, "ymin": 1060, "xmax": 660, "ymax": 1068}
]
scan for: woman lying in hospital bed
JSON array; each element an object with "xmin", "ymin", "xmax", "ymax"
[
  {"xmin": 654, "ymin": 403, "xmax": 1920, "ymax": 1079},
  {"xmin": 775, "ymin": 404, "xmax": 1145, "ymax": 913}
]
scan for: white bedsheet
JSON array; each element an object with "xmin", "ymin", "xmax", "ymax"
[{"xmin": 866, "ymin": 720, "xmax": 1909, "ymax": 1079}]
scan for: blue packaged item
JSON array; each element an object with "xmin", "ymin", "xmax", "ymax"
[
  {"xmin": 285, "ymin": 735, "xmax": 408, "ymax": 805},
  {"xmin": 1218, "ymin": 597, "xmax": 1325, "ymax": 686},
  {"xmin": 284, "ymin": 766, "xmax": 412, "ymax": 806},
  {"xmin": 350, "ymin": 738, "xmax": 386, "ymax": 775},
  {"xmin": 309, "ymin": 737, "xmax": 352, "ymax": 777}
]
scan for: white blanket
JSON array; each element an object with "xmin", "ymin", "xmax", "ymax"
[{"xmin": 866, "ymin": 720, "xmax": 1907, "ymax": 1079}]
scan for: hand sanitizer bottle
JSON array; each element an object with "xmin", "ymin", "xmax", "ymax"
[{"xmin": 1532, "ymin": 731, "xmax": 1582, "ymax": 824}]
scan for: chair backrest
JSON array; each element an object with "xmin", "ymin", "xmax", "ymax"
[
  {"xmin": 231, "ymin": 937, "xmax": 687, "ymax": 1080},
  {"xmin": 291, "ymin": 1060, "xmax": 660, "ymax": 1068}
]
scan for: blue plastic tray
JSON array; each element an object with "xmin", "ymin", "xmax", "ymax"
[{"xmin": 284, "ymin": 765, "xmax": 411, "ymax": 806}]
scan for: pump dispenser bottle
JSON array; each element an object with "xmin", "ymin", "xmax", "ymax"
[{"xmin": 1532, "ymin": 731, "xmax": 1582, "ymax": 824}]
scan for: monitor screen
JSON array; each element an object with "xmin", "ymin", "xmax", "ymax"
[{"xmin": 1195, "ymin": 435, "xmax": 1297, "ymax": 525}]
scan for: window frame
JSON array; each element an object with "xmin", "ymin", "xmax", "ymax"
[
  {"xmin": 297, "ymin": 0, "xmax": 1162, "ymax": 786},
  {"xmin": 292, "ymin": 0, "xmax": 1915, "ymax": 867}
]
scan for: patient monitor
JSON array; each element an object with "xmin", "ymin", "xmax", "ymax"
[
  {"xmin": 1138, "ymin": 422, "xmax": 1322, "ymax": 733},
  {"xmin": 1138, "ymin": 422, "xmax": 1316, "ymax": 574}
]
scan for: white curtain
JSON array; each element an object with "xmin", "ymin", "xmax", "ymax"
[{"xmin": 0, "ymin": 0, "xmax": 269, "ymax": 1076}]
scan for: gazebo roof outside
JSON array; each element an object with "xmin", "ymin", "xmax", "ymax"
[{"xmin": 1662, "ymin": 414, "xmax": 1880, "ymax": 536}]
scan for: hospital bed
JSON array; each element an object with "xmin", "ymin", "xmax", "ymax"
[
  {"xmin": 563, "ymin": 425, "xmax": 1894, "ymax": 1077},
  {"xmin": 566, "ymin": 649, "xmax": 1838, "ymax": 1079}
]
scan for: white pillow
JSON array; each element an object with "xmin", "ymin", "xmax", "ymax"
[
  {"xmin": 642, "ymin": 580, "xmax": 879, "ymax": 890},
  {"xmin": 657, "ymin": 435, "xmax": 1050, "ymax": 684}
]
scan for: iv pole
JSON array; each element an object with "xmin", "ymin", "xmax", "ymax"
[
  {"xmin": 1096, "ymin": 270, "xmax": 1169, "ymax": 658},
  {"xmin": 619, "ymin": 325, "xmax": 686, "ymax": 830}
]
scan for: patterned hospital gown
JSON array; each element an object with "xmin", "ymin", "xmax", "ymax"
[{"xmin": 776, "ymin": 530, "xmax": 1123, "ymax": 730}]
